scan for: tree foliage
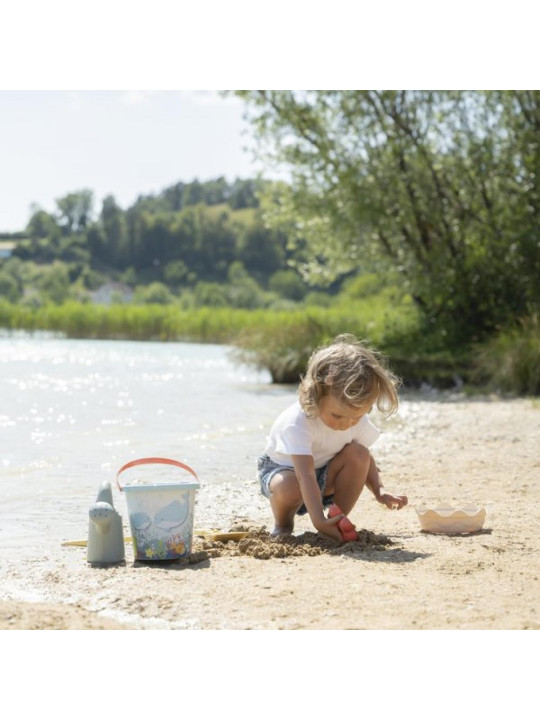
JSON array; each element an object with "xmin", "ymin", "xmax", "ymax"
[
  {"xmin": 13, "ymin": 178, "xmax": 285, "ymax": 278},
  {"xmin": 4, "ymin": 176, "xmax": 311, "ymax": 309},
  {"xmin": 237, "ymin": 90, "xmax": 540, "ymax": 343}
]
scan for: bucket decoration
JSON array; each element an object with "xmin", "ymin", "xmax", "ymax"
[{"xmin": 117, "ymin": 457, "xmax": 199, "ymax": 561}]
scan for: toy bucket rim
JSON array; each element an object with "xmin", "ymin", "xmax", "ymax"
[
  {"xmin": 122, "ymin": 481, "xmax": 200, "ymax": 492},
  {"xmin": 116, "ymin": 457, "xmax": 198, "ymax": 491}
]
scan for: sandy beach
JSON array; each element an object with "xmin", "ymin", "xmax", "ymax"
[{"xmin": 1, "ymin": 392, "xmax": 539, "ymax": 630}]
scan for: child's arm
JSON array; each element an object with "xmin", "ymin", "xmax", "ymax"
[
  {"xmin": 365, "ymin": 454, "xmax": 408, "ymax": 510},
  {"xmin": 291, "ymin": 454, "xmax": 344, "ymax": 541}
]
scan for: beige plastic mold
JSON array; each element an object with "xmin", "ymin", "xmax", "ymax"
[{"xmin": 415, "ymin": 503, "xmax": 486, "ymax": 534}]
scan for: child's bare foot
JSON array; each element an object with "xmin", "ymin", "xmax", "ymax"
[{"xmin": 271, "ymin": 525, "xmax": 294, "ymax": 537}]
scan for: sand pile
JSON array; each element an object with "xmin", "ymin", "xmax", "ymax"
[{"xmin": 187, "ymin": 524, "xmax": 394, "ymax": 562}]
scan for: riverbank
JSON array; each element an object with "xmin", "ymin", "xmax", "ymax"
[{"xmin": 1, "ymin": 393, "xmax": 538, "ymax": 630}]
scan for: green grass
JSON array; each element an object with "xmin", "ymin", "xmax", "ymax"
[
  {"xmin": 474, "ymin": 314, "xmax": 540, "ymax": 395},
  {"xmin": 0, "ymin": 291, "xmax": 419, "ymax": 345},
  {"xmin": 0, "ymin": 301, "xmax": 263, "ymax": 342}
]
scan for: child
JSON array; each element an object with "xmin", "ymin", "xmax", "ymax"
[{"xmin": 257, "ymin": 334, "xmax": 408, "ymax": 541}]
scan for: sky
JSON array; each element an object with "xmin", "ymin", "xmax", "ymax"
[
  {"xmin": 0, "ymin": 90, "xmax": 265, "ymax": 233},
  {"xmin": 1, "ymin": 4, "xmax": 533, "ymax": 234}
]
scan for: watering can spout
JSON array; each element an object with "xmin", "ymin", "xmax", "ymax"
[
  {"xmin": 87, "ymin": 481, "xmax": 125, "ymax": 564},
  {"xmin": 95, "ymin": 481, "xmax": 114, "ymax": 506}
]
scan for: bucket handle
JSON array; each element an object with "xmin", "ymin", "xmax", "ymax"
[{"xmin": 116, "ymin": 457, "xmax": 198, "ymax": 491}]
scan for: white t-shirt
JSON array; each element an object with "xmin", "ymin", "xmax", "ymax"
[{"xmin": 264, "ymin": 401, "xmax": 380, "ymax": 469}]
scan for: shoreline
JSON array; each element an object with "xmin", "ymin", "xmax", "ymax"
[{"xmin": 1, "ymin": 394, "xmax": 539, "ymax": 630}]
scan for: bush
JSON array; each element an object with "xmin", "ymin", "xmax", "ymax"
[
  {"xmin": 268, "ymin": 269, "xmax": 307, "ymax": 301},
  {"xmin": 133, "ymin": 282, "xmax": 175, "ymax": 305},
  {"xmin": 229, "ymin": 300, "xmax": 418, "ymax": 383},
  {"xmin": 474, "ymin": 314, "xmax": 540, "ymax": 395},
  {"xmin": 341, "ymin": 272, "xmax": 389, "ymax": 299},
  {"xmin": 226, "ymin": 262, "xmax": 266, "ymax": 308},
  {"xmin": 0, "ymin": 271, "xmax": 22, "ymax": 302},
  {"xmin": 303, "ymin": 291, "xmax": 333, "ymax": 307},
  {"xmin": 231, "ymin": 313, "xmax": 329, "ymax": 383},
  {"xmin": 192, "ymin": 282, "xmax": 229, "ymax": 307},
  {"xmin": 37, "ymin": 262, "xmax": 71, "ymax": 304}
]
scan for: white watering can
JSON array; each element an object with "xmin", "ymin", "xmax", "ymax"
[{"xmin": 87, "ymin": 481, "xmax": 125, "ymax": 564}]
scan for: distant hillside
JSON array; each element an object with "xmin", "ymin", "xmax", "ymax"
[{"xmin": 0, "ymin": 176, "xmax": 325, "ymax": 308}]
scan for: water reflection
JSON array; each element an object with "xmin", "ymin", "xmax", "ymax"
[{"xmin": 0, "ymin": 336, "xmax": 295, "ymax": 557}]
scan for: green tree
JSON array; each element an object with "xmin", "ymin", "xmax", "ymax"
[
  {"xmin": 228, "ymin": 178, "xmax": 263, "ymax": 209},
  {"xmin": 190, "ymin": 208, "xmax": 236, "ymax": 281},
  {"xmin": 237, "ymin": 222, "xmax": 286, "ymax": 282},
  {"xmin": 237, "ymin": 90, "xmax": 540, "ymax": 343},
  {"xmin": 268, "ymin": 269, "xmax": 307, "ymax": 301},
  {"xmin": 56, "ymin": 190, "xmax": 94, "ymax": 235},
  {"xmin": 134, "ymin": 282, "xmax": 175, "ymax": 304},
  {"xmin": 99, "ymin": 195, "xmax": 129, "ymax": 267},
  {"xmin": 183, "ymin": 180, "xmax": 204, "ymax": 206},
  {"xmin": 226, "ymin": 261, "xmax": 265, "ymax": 308},
  {"xmin": 37, "ymin": 262, "xmax": 71, "ymax": 303},
  {"xmin": 26, "ymin": 205, "xmax": 61, "ymax": 240},
  {"xmin": 0, "ymin": 270, "xmax": 21, "ymax": 302},
  {"xmin": 164, "ymin": 259, "xmax": 190, "ymax": 288},
  {"xmin": 200, "ymin": 176, "xmax": 230, "ymax": 205},
  {"xmin": 193, "ymin": 281, "xmax": 229, "ymax": 307}
]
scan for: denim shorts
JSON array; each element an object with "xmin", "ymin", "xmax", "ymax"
[{"xmin": 256, "ymin": 454, "xmax": 334, "ymax": 516}]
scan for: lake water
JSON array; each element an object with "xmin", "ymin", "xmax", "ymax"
[{"xmin": 0, "ymin": 334, "xmax": 299, "ymax": 561}]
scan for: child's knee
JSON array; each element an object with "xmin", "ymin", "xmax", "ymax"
[
  {"xmin": 269, "ymin": 471, "xmax": 301, "ymax": 504},
  {"xmin": 342, "ymin": 442, "xmax": 371, "ymax": 468}
]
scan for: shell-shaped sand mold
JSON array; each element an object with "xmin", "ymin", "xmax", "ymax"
[{"xmin": 415, "ymin": 503, "xmax": 486, "ymax": 534}]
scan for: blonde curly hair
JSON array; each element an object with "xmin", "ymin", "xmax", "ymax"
[{"xmin": 298, "ymin": 334, "xmax": 400, "ymax": 418}]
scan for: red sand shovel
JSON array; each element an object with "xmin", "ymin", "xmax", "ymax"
[{"xmin": 328, "ymin": 503, "xmax": 359, "ymax": 542}]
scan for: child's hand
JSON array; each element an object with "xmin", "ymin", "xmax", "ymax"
[
  {"xmin": 328, "ymin": 503, "xmax": 359, "ymax": 542},
  {"xmin": 313, "ymin": 514, "xmax": 345, "ymax": 542},
  {"xmin": 378, "ymin": 492, "xmax": 408, "ymax": 510}
]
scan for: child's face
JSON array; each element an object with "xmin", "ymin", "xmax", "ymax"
[{"xmin": 317, "ymin": 395, "xmax": 371, "ymax": 431}]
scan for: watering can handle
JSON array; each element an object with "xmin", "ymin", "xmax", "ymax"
[{"xmin": 116, "ymin": 457, "xmax": 198, "ymax": 491}]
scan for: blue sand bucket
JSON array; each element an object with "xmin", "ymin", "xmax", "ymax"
[{"xmin": 117, "ymin": 457, "xmax": 199, "ymax": 561}]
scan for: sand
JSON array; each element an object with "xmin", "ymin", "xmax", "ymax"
[{"xmin": 1, "ymin": 392, "xmax": 539, "ymax": 630}]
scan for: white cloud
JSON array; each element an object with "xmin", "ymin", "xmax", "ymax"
[
  {"xmin": 178, "ymin": 90, "xmax": 242, "ymax": 106},
  {"xmin": 117, "ymin": 90, "xmax": 158, "ymax": 105},
  {"xmin": 114, "ymin": 90, "xmax": 242, "ymax": 108}
]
